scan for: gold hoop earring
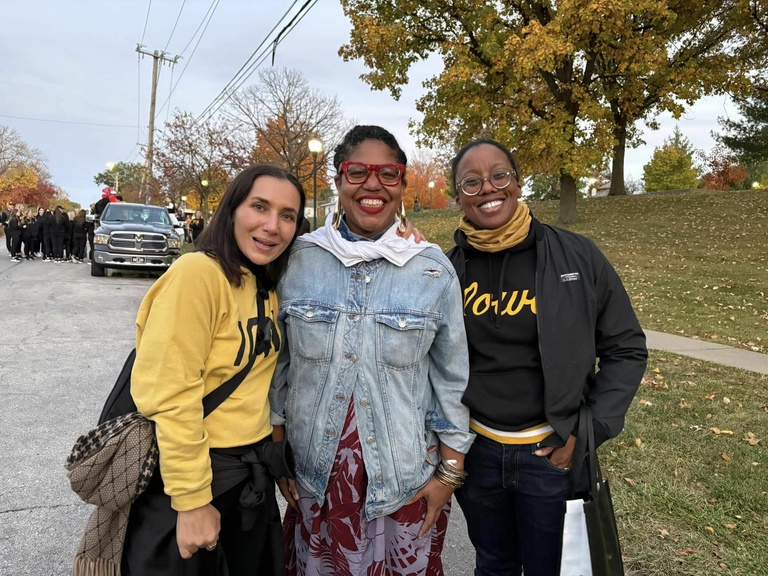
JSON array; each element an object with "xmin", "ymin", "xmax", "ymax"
[
  {"xmin": 331, "ymin": 196, "xmax": 344, "ymax": 230},
  {"xmin": 398, "ymin": 201, "xmax": 407, "ymax": 234}
]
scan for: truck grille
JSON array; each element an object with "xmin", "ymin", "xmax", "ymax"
[{"xmin": 109, "ymin": 232, "xmax": 168, "ymax": 252}]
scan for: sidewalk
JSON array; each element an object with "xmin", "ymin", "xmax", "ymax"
[{"xmin": 645, "ymin": 329, "xmax": 768, "ymax": 375}]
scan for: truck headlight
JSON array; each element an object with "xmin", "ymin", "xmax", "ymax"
[
  {"xmin": 167, "ymin": 236, "xmax": 181, "ymax": 249},
  {"xmin": 94, "ymin": 234, "xmax": 110, "ymax": 245}
]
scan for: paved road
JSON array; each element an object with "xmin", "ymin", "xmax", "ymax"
[{"xmin": 0, "ymin": 258, "xmax": 472, "ymax": 576}]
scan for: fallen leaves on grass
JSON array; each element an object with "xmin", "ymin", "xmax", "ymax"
[
  {"xmin": 710, "ymin": 427, "xmax": 734, "ymax": 435},
  {"xmin": 722, "ymin": 453, "xmax": 732, "ymax": 462},
  {"xmin": 746, "ymin": 432, "xmax": 761, "ymax": 446}
]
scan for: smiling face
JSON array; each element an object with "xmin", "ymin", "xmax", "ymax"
[
  {"xmin": 233, "ymin": 176, "xmax": 301, "ymax": 266},
  {"xmin": 335, "ymin": 139, "xmax": 405, "ymax": 237},
  {"xmin": 455, "ymin": 144, "xmax": 522, "ymax": 230}
]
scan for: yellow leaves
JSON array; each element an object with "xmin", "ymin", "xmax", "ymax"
[
  {"xmin": 639, "ymin": 399, "xmax": 653, "ymax": 406},
  {"xmin": 710, "ymin": 428, "xmax": 734, "ymax": 436},
  {"xmin": 635, "ymin": 438, "xmax": 644, "ymax": 448},
  {"xmin": 706, "ymin": 526, "xmax": 716, "ymax": 533},
  {"xmin": 721, "ymin": 453, "xmax": 732, "ymax": 462},
  {"xmin": 746, "ymin": 432, "xmax": 761, "ymax": 446}
]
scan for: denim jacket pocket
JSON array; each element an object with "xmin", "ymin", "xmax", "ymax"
[
  {"xmin": 375, "ymin": 312, "xmax": 430, "ymax": 369},
  {"xmin": 285, "ymin": 304, "xmax": 339, "ymax": 361}
]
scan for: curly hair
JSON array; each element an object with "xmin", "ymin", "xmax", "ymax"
[{"xmin": 332, "ymin": 125, "xmax": 408, "ymax": 173}]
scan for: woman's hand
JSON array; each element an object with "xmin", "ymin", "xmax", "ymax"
[
  {"xmin": 176, "ymin": 504, "xmax": 221, "ymax": 559},
  {"xmin": 396, "ymin": 219, "xmax": 426, "ymax": 243},
  {"xmin": 534, "ymin": 434, "xmax": 577, "ymax": 470},
  {"xmin": 277, "ymin": 477, "xmax": 300, "ymax": 512},
  {"xmin": 406, "ymin": 477, "xmax": 454, "ymax": 538}
]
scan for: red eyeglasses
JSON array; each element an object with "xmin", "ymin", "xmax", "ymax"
[{"xmin": 339, "ymin": 162, "xmax": 405, "ymax": 187}]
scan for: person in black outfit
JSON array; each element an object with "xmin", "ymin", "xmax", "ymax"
[
  {"xmin": 49, "ymin": 206, "xmax": 67, "ymax": 263},
  {"xmin": 7, "ymin": 209, "xmax": 24, "ymax": 262},
  {"xmin": 189, "ymin": 210, "xmax": 205, "ymax": 243},
  {"xmin": 71, "ymin": 209, "xmax": 88, "ymax": 262},
  {"xmin": 86, "ymin": 203, "xmax": 96, "ymax": 262},
  {"xmin": 42, "ymin": 209, "xmax": 53, "ymax": 261},
  {"xmin": 34, "ymin": 207, "xmax": 45, "ymax": 256},
  {"xmin": 21, "ymin": 210, "xmax": 35, "ymax": 260},
  {"xmin": 2, "ymin": 202, "xmax": 14, "ymax": 256}
]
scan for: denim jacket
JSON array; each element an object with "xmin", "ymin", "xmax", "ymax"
[{"xmin": 270, "ymin": 240, "xmax": 473, "ymax": 519}]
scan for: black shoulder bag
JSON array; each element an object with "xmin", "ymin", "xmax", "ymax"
[{"xmin": 566, "ymin": 403, "xmax": 625, "ymax": 576}]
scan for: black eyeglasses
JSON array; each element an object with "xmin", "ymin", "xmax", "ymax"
[
  {"xmin": 458, "ymin": 170, "xmax": 516, "ymax": 196},
  {"xmin": 339, "ymin": 162, "xmax": 405, "ymax": 187}
]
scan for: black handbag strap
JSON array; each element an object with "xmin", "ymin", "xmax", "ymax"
[
  {"xmin": 202, "ymin": 283, "xmax": 268, "ymax": 417},
  {"xmin": 569, "ymin": 403, "xmax": 602, "ymax": 498}
]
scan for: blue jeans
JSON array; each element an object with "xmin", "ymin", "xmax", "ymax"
[{"xmin": 455, "ymin": 435, "xmax": 572, "ymax": 576}]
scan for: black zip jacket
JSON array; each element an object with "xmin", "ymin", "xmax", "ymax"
[{"xmin": 448, "ymin": 216, "xmax": 647, "ymax": 448}]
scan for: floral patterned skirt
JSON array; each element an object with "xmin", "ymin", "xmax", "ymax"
[{"xmin": 283, "ymin": 399, "xmax": 450, "ymax": 576}]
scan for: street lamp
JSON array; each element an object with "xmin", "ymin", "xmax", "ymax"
[
  {"xmin": 181, "ymin": 195, "xmax": 187, "ymax": 210},
  {"xmin": 428, "ymin": 181, "xmax": 435, "ymax": 209},
  {"xmin": 753, "ymin": 181, "xmax": 760, "ymax": 189},
  {"xmin": 308, "ymin": 138, "xmax": 323, "ymax": 229},
  {"xmin": 106, "ymin": 162, "xmax": 119, "ymax": 194}
]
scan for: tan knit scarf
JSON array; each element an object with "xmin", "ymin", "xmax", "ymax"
[
  {"xmin": 458, "ymin": 202, "xmax": 532, "ymax": 253},
  {"xmin": 66, "ymin": 411, "xmax": 158, "ymax": 576}
]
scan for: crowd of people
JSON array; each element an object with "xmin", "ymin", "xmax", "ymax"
[
  {"xmin": 63, "ymin": 124, "xmax": 646, "ymax": 576},
  {"xmin": 1, "ymin": 202, "xmax": 93, "ymax": 263}
]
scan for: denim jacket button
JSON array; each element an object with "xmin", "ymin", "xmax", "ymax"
[
  {"xmin": 306, "ymin": 309, "xmax": 315, "ymax": 318},
  {"xmin": 366, "ymin": 436, "xmax": 374, "ymax": 444},
  {"xmin": 398, "ymin": 317, "xmax": 406, "ymax": 328},
  {"xmin": 360, "ymin": 398, "xmax": 368, "ymax": 407},
  {"xmin": 365, "ymin": 276, "xmax": 371, "ymax": 283},
  {"xmin": 375, "ymin": 472, "xmax": 382, "ymax": 481}
]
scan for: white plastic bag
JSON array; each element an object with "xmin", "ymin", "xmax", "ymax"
[{"xmin": 560, "ymin": 498, "xmax": 593, "ymax": 576}]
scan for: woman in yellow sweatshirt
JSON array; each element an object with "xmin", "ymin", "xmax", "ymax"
[{"xmin": 122, "ymin": 164, "xmax": 306, "ymax": 576}]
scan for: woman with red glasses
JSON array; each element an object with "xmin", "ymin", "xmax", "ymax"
[{"xmin": 271, "ymin": 125, "xmax": 473, "ymax": 575}]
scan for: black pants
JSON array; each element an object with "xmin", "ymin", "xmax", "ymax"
[
  {"xmin": 43, "ymin": 235, "xmax": 52, "ymax": 258},
  {"xmin": 122, "ymin": 450, "xmax": 285, "ymax": 576},
  {"xmin": 9, "ymin": 234, "xmax": 21, "ymax": 256},
  {"xmin": 73, "ymin": 234, "xmax": 87, "ymax": 259},
  {"xmin": 51, "ymin": 235, "xmax": 64, "ymax": 259}
]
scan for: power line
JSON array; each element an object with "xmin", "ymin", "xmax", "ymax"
[
  {"xmin": 0, "ymin": 113, "xmax": 138, "ymax": 128},
  {"xmin": 194, "ymin": 0, "xmax": 317, "ymax": 126},
  {"xmin": 140, "ymin": 0, "xmax": 153, "ymax": 45},
  {"xmin": 178, "ymin": 0, "xmax": 218, "ymax": 57},
  {"xmin": 152, "ymin": 0, "xmax": 221, "ymax": 121},
  {"xmin": 164, "ymin": 0, "xmax": 187, "ymax": 52}
]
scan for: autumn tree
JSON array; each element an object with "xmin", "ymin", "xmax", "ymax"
[
  {"xmin": 698, "ymin": 145, "xmax": 748, "ymax": 189},
  {"xmin": 225, "ymin": 68, "xmax": 349, "ymax": 200},
  {"xmin": 338, "ymin": 0, "xmax": 764, "ymax": 222},
  {"xmin": 643, "ymin": 128, "xmax": 700, "ymax": 192},
  {"xmin": 93, "ymin": 162, "xmax": 146, "ymax": 203},
  {"xmin": 154, "ymin": 111, "xmax": 235, "ymax": 214},
  {"xmin": 405, "ymin": 150, "xmax": 450, "ymax": 210},
  {"xmin": 0, "ymin": 125, "xmax": 51, "ymax": 205},
  {"xmin": 594, "ymin": 1, "xmax": 760, "ymax": 196}
]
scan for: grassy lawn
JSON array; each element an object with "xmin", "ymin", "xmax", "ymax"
[{"xmin": 409, "ymin": 189, "xmax": 768, "ymax": 574}]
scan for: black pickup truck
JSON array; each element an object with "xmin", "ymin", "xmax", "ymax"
[{"xmin": 91, "ymin": 202, "xmax": 181, "ymax": 277}]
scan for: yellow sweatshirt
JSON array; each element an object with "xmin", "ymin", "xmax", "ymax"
[{"xmin": 131, "ymin": 252, "xmax": 279, "ymax": 511}]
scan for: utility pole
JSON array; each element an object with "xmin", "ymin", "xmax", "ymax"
[{"xmin": 136, "ymin": 45, "xmax": 179, "ymax": 203}]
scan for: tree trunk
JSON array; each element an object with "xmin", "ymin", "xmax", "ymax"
[
  {"xmin": 609, "ymin": 120, "xmax": 628, "ymax": 196},
  {"xmin": 559, "ymin": 173, "xmax": 578, "ymax": 225}
]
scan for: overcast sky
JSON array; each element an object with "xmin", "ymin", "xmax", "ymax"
[{"xmin": 1, "ymin": 0, "xmax": 739, "ymax": 208}]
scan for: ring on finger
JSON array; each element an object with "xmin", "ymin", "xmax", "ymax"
[{"xmin": 206, "ymin": 543, "xmax": 217, "ymax": 551}]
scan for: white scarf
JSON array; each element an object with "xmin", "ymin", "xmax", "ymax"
[{"xmin": 299, "ymin": 210, "xmax": 435, "ymax": 267}]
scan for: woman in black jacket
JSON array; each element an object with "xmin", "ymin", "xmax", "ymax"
[
  {"xmin": 49, "ymin": 206, "xmax": 67, "ymax": 263},
  {"xmin": 189, "ymin": 210, "xmax": 205, "ymax": 243},
  {"xmin": 34, "ymin": 207, "xmax": 45, "ymax": 256},
  {"xmin": 71, "ymin": 209, "xmax": 88, "ymax": 263},
  {"xmin": 21, "ymin": 210, "xmax": 35, "ymax": 260},
  {"xmin": 447, "ymin": 139, "xmax": 647, "ymax": 576},
  {"xmin": 7, "ymin": 209, "xmax": 24, "ymax": 262}
]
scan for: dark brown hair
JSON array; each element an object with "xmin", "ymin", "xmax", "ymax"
[{"xmin": 449, "ymin": 139, "xmax": 520, "ymax": 197}]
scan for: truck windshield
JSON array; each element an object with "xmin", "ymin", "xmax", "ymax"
[{"xmin": 101, "ymin": 205, "xmax": 171, "ymax": 226}]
